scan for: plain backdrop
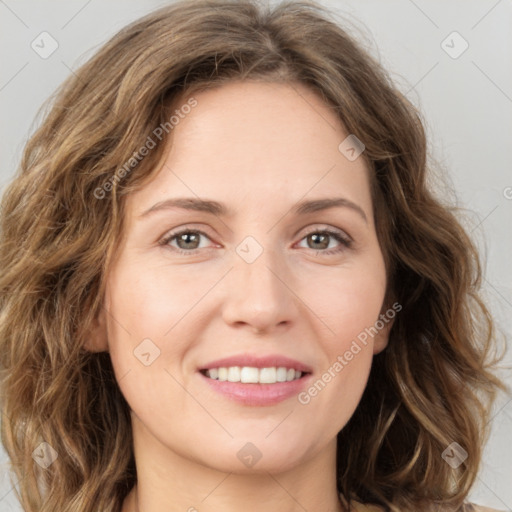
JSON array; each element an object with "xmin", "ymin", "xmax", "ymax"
[{"xmin": 1, "ymin": 1, "xmax": 511, "ymax": 510}]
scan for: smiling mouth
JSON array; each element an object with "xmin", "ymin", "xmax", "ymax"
[{"xmin": 200, "ymin": 366, "xmax": 310, "ymax": 384}]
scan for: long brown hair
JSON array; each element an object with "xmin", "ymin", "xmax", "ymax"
[{"xmin": 0, "ymin": 1, "xmax": 507, "ymax": 511}]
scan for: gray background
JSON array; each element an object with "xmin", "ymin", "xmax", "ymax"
[{"xmin": 1, "ymin": 0, "xmax": 511, "ymax": 510}]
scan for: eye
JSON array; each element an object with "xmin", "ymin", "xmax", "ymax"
[
  {"xmin": 159, "ymin": 228, "xmax": 214, "ymax": 255},
  {"xmin": 296, "ymin": 228, "xmax": 352, "ymax": 255},
  {"xmin": 159, "ymin": 226, "xmax": 353, "ymax": 256}
]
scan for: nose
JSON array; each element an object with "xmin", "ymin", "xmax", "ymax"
[{"xmin": 221, "ymin": 246, "xmax": 298, "ymax": 335}]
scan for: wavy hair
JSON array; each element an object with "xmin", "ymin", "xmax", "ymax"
[{"xmin": 0, "ymin": 1, "xmax": 507, "ymax": 511}]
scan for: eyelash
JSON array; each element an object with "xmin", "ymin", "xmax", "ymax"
[{"xmin": 159, "ymin": 227, "xmax": 353, "ymax": 256}]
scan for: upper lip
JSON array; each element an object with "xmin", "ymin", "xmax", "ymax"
[{"xmin": 199, "ymin": 354, "xmax": 313, "ymax": 374}]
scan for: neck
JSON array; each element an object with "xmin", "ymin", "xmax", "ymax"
[{"xmin": 124, "ymin": 415, "xmax": 345, "ymax": 512}]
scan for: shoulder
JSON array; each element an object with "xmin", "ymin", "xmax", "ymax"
[
  {"xmin": 348, "ymin": 502, "xmax": 383, "ymax": 512},
  {"xmin": 350, "ymin": 501, "xmax": 506, "ymax": 512},
  {"xmin": 464, "ymin": 505, "xmax": 507, "ymax": 512}
]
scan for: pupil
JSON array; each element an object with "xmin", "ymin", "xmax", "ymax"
[
  {"xmin": 310, "ymin": 233, "xmax": 328, "ymax": 249},
  {"xmin": 179, "ymin": 232, "xmax": 199, "ymax": 249}
]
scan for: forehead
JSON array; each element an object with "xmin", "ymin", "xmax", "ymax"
[{"xmin": 127, "ymin": 80, "xmax": 373, "ymax": 220}]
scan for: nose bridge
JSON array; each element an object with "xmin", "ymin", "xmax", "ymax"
[{"xmin": 222, "ymin": 237, "xmax": 295, "ymax": 332}]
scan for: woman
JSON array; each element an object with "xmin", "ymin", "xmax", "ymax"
[{"xmin": 0, "ymin": 1, "xmax": 508, "ymax": 511}]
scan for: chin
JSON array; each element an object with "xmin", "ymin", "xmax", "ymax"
[
  {"xmin": 209, "ymin": 453, "xmax": 305, "ymax": 475},
  {"xmin": 187, "ymin": 438, "xmax": 310, "ymax": 475}
]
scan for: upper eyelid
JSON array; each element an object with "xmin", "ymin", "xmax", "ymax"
[{"xmin": 300, "ymin": 225, "xmax": 352, "ymax": 240}]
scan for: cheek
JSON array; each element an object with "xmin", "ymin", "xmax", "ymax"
[
  {"xmin": 104, "ymin": 259, "xmax": 216, "ymax": 397},
  {"xmin": 105, "ymin": 258, "xmax": 211, "ymax": 345},
  {"xmin": 312, "ymin": 263, "xmax": 386, "ymax": 346},
  {"xmin": 301, "ymin": 260, "xmax": 385, "ymax": 408},
  {"xmin": 103, "ymin": 264, "xmax": 179, "ymax": 386}
]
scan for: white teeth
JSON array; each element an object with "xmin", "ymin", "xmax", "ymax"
[
  {"xmin": 227, "ymin": 366, "xmax": 240, "ymax": 382},
  {"xmin": 276, "ymin": 367, "xmax": 287, "ymax": 382},
  {"xmin": 204, "ymin": 366, "xmax": 304, "ymax": 384},
  {"xmin": 259, "ymin": 367, "xmax": 276, "ymax": 384},
  {"xmin": 240, "ymin": 367, "xmax": 259, "ymax": 383}
]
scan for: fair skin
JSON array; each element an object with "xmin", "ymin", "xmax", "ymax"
[{"xmin": 87, "ymin": 80, "xmax": 392, "ymax": 512}]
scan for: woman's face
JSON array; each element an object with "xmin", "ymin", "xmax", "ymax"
[{"xmin": 93, "ymin": 80, "xmax": 391, "ymax": 474}]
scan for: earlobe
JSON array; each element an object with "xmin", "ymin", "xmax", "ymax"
[
  {"xmin": 372, "ymin": 309, "xmax": 395, "ymax": 355},
  {"xmin": 83, "ymin": 305, "xmax": 109, "ymax": 353}
]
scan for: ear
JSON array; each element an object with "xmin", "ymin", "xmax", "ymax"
[
  {"xmin": 83, "ymin": 304, "xmax": 109, "ymax": 353},
  {"xmin": 372, "ymin": 302, "xmax": 398, "ymax": 355}
]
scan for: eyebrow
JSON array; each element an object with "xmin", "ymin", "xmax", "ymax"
[{"xmin": 138, "ymin": 197, "xmax": 368, "ymax": 224}]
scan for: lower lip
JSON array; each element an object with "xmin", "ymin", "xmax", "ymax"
[{"xmin": 199, "ymin": 372, "xmax": 312, "ymax": 406}]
